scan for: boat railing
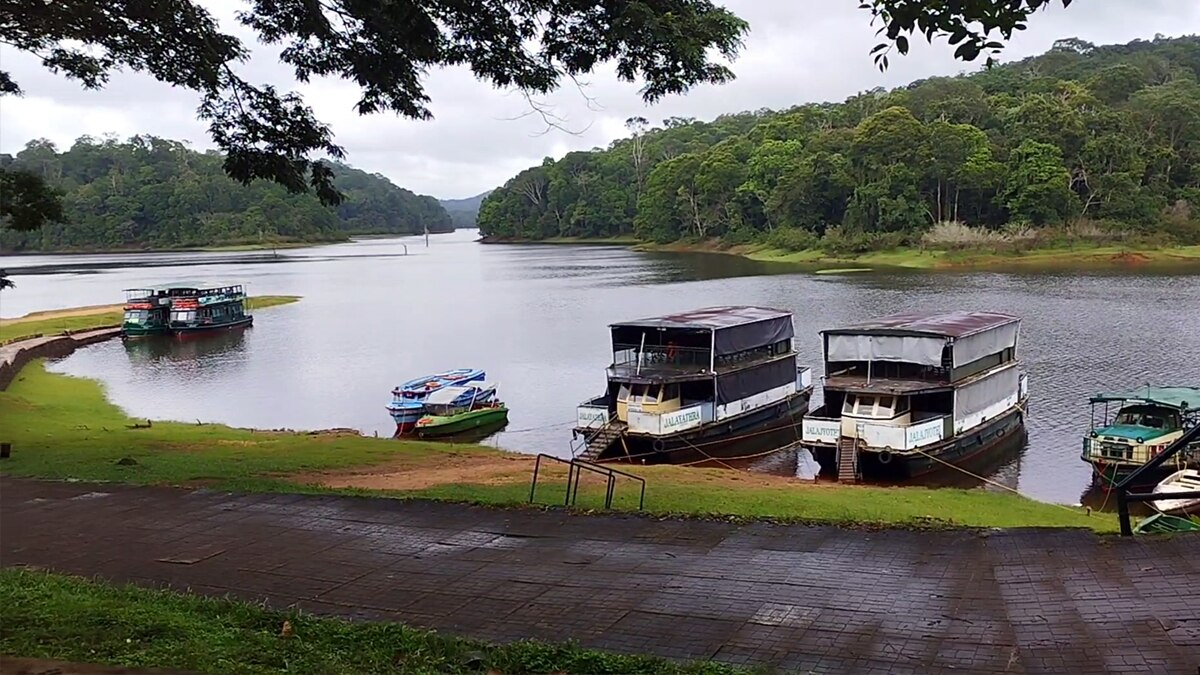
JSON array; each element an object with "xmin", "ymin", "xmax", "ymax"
[
  {"xmin": 528, "ymin": 453, "xmax": 645, "ymax": 510},
  {"xmin": 802, "ymin": 414, "xmax": 951, "ymax": 452},
  {"xmin": 1117, "ymin": 422, "xmax": 1200, "ymax": 536},
  {"xmin": 611, "ymin": 345, "xmax": 711, "ymax": 372}
]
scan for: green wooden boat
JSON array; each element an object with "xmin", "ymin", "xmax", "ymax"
[
  {"xmin": 413, "ymin": 382, "xmax": 509, "ymax": 439},
  {"xmin": 416, "ymin": 405, "xmax": 509, "ymax": 438},
  {"xmin": 1133, "ymin": 512, "xmax": 1200, "ymax": 535},
  {"xmin": 121, "ymin": 288, "xmax": 172, "ymax": 336}
]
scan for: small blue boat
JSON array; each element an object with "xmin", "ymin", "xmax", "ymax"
[{"xmin": 388, "ymin": 368, "xmax": 485, "ymax": 435}]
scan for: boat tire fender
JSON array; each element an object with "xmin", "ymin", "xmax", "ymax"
[
  {"xmin": 653, "ymin": 438, "xmax": 666, "ymax": 453},
  {"xmin": 878, "ymin": 449, "xmax": 893, "ymax": 465}
]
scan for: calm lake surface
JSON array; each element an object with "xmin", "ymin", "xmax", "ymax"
[{"xmin": 4, "ymin": 230, "xmax": 1199, "ymax": 504}]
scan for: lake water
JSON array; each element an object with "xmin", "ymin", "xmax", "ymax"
[{"xmin": 4, "ymin": 230, "xmax": 1199, "ymax": 505}]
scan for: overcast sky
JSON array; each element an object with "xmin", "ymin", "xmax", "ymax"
[{"xmin": 2, "ymin": 1, "xmax": 1199, "ymax": 200}]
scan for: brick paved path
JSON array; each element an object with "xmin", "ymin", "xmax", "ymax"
[{"xmin": 2, "ymin": 478, "xmax": 1197, "ymax": 673}]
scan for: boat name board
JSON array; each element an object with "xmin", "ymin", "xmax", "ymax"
[
  {"xmin": 802, "ymin": 418, "xmax": 840, "ymax": 444},
  {"xmin": 661, "ymin": 405, "xmax": 705, "ymax": 433},
  {"xmin": 904, "ymin": 417, "xmax": 944, "ymax": 448},
  {"xmin": 576, "ymin": 405, "xmax": 608, "ymax": 429}
]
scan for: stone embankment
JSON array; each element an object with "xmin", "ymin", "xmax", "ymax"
[{"xmin": 0, "ymin": 327, "xmax": 121, "ymax": 391}]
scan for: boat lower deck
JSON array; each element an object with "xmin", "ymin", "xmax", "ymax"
[{"xmin": 582, "ymin": 390, "xmax": 810, "ymax": 464}]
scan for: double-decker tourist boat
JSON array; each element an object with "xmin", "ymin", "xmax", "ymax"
[
  {"xmin": 120, "ymin": 287, "xmax": 172, "ymax": 336},
  {"xmin": 387, "ymin": 368, "xmax": 486, "ymax": 435},
  {"xmin": 572, "ymin": 306, "xmax": 813, "ymax": 463},
  {"xmin": 414, "ymin": 382, "xmax": 508, "ymax": 439},
  {"xmin": 800, "ymin": 311, "xmax": 1028, "ymax": 481},
  {"xmin": 167, "ymin": 284, "xmax": 253, "ymax": 334},
  {"xmin": 1081, "ymin": 387, "xmax": 1200, "ymax": 488}
]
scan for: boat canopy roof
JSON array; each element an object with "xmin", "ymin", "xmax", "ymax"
[
  {"xmin": 822, "ymin": 310, "xmax": 1020, "ymax": 369},
  {"xmin": 397, "ymin": 368, "xmax": 484, "ymax": 392},
  {"xmin": 425, "ymin": 383, "xmax": 496, "ymax": 405},
  {"xmin": 1089, "ymin": 387, "xmax": 1200, "ymax": 411},
  {"xmin": 610, "ymin": 306, "xmax": 794, "ymax": 356},
  {"xmin": 166, "ymin": 283, "xmax": 245, "ymax": 296}
]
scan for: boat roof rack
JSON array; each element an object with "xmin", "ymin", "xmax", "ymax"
[
  {"xmin": 821, "ymin": 310, "xmax": 1019, "ymax": 339},
  {"xmin": 425, "ymin": 383, "xmax": 496, "ymax": 405},
  {"xmin": 610, "ymin": 306, "xmax": 790, "ymax": 331},
  {"xmin": 1089, "ymin": 387, "xmax": 1200, "ymax": 411}
]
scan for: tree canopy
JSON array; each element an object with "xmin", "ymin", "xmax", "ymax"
[
  {"xmin": 0, "ymin": 135, "xmax": 450, "ymax": 252},
  {"xmin": 477, "ymin": 36, "xmax": 1200, "ymax": 250},
  {"xmin": 0, "ymin": 0, "xmax": 1085, "ymax": 230}
]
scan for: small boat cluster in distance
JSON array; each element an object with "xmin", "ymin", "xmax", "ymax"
[
  {"xmin": 121, "ymin": 284, "xmax": 252, "ymax": 337},
  {"xmin": 387, "ymin": 368, "xmax": 509, "ymax": 440}
]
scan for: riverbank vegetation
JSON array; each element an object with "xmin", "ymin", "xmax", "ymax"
[
  {"xmin": 0, "ymin": 296, "xmax": 300, "ymax": 343},
  {"xmin": 0, "ymin": 136, "xmax": 452, "ymax": 252},
  {"xmin": 0, "ymin": 360, "xmax": 1115, "ymax": 531},
  {"xmin": 478, "ymin": 37, "xmax": 1200, "ymax": 263},
  {"xmin": 0, "ymin": 569, "xmax": 741, "ymax": 675}
]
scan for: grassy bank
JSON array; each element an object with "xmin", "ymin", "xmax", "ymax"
[
  {"xmin": 639, "ymin": 239, "xmax": 1200, "ymax": 271},
  {"xmin": 0, "ymin": 569, "xmax": 739, "ymax": 675},
  {"xmin": 0, "ymin": 360, "xmax": 1116, "ymax": 531},
  {"xmin": 0, "ymin": 296, "xmax": 301, "ymax": 343}
]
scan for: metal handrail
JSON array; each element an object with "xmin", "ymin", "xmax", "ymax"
[
  {"xmin": 528, "ymin": 453, "xmax": 645, "ymax": 510},
  {"xmin": 1116, "ymin": 423, "xmax": 1200, "ymax": 535},
  {"xmin": 571, "ymin": 411, "xmax": 618, "ymax": 458}
]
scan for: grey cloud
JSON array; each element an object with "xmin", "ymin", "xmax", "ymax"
[{"xmin": 2, "ymin": 0, "xmax": 1198, "ymax": 199}]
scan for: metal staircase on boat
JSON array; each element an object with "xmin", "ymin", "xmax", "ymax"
[
  {"xmin": 575, "ymin": 418, "xmax": 626, "ymax": 462},
  {"xmin": 837, "ymin": 435, "xmax": 859, "ymax": 484}
]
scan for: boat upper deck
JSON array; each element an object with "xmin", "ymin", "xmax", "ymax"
[{"xmin": 607, "ymin": 306, "xmax": 796, "ymax": 382}]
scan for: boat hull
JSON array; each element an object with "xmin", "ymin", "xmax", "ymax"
[
  {"xmin": 172, "ymin": 316, "xmax": 254, "ymax": 334},
  {"xmin": 809, "ymin": 405, "xmax": 1026, "ymax": 481},
  {"xmin": 121, "ymin": 324, "xmax": 169, "ymax": 337},
  {"xmin": 415, "ymin": 406, "xmax": 509, "ymax": 438},
  {"xmin": 586, "ymin": 391, "xmax": 811, "ymax": 464},
  {"xmin": 1084, "ymin": 456, "xmax": 1195, "ymax": 487}
]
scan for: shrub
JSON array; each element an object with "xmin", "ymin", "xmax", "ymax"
[
  {"xmin": 762, "ymin": 226, "xmax": 819, "ymax": 252},
  {"xmin": 821, "ymin": 226, "xmax": 914, "ymax": 255}
]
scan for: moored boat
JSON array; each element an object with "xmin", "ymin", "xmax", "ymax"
[
  {"xmin": 1150, "ymin": 469, "xmax": 1200, "ymax": 517},
  {"xmin": 800, "ymin": 311, "xmax": 1028, "ymax": 482},
  {"xmin": 414, "ymin": 383, "xmax": 508, "ymax": 438},
  {"xmin": 167, "ymin": 284, "xmax": 253, "ymax": 334},
  {"xmin": 1081, "ymin": 387, "xmax": 1200, "ymax": 489},
  {"xmin": 387, "ymin": 368, "xmax": 486, "ymax": 435},
  {"xmin": 121, "ymin": 287, "xmax": 172, "ymax": 336},
  {"xmin": 572, "ymin": 306, "xmax": 813, "ymax": 463}
]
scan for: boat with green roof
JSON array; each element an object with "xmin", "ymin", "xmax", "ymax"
[
  {"xmin": 1082, "ymin": 386, "xmax": 1200, "ymax": 489},
  {"xmin": 120, "ymin": 287, "xmax": 172, "ymax": 336}
]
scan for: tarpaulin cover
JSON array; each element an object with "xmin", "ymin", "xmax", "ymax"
[
  {"xmin": 610, "ymin": 306, "xmax": 794, "ymax": 356},
  {"xmin": 826, "ymin": 334, "xmax": 944, "ymax": 366},
  {"xmin": 954, "ymin": 366, "xmax": 1020, "ymax": 422},
  {"xmin": 715, "ymin": 357, "xmax": 796, "ymax": 404}
]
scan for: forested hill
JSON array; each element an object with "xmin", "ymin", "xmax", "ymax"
[
  {"xmin": 0, "ymin": 136, "xmax": 452, "ymax": 252},
  {"xmin": 478, "ymin": 36, "xmax": 1200, "ymax": 250},
  {"xmin": 439, "ymin": 191, "xmax": 492, "ymax": 228}
]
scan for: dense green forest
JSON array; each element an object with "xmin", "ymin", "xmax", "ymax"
[
  {"xmin": 478, "ymin": 36, "xmax": 1200, "ymax": 253},
  {"xmin": 0, "ymin": 136, "xmax": 452, "ymax": 251}
]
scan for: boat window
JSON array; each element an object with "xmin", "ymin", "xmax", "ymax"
[
  {"xmin": 124, "ymin": 310, "xmax": 148, "ymax": 323},
  {"xmin": 842, "ymin": 397, "xmax": 856, "ymax": 415},
  {"xmin": 896, "ymin": 397, "xmax": 911, "ymax": 414},
  {"xmin": 875, "ymin": 396, "xmax": 895, "ymax": 417},
  {"xmin": 856, "ymin": 396, "xmax": 877, "ymax": 416},
  {"xmin": 663, "ymin": 384, "xmax": 680, "ymax": 401},
  {"xmin": 617, "ymin": 383, "xmax": 631, "ymax": 401}
]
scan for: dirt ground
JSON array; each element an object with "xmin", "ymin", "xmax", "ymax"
[
  {"xmin": 2, "ymin": 304, "xmax": 122, "ymax": 324},
  {"xmin": 292, "ymin": 452, "xmax": 546, "ymax": 490}
]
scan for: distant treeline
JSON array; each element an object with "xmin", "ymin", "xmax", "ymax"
[
  {"xmin": 478, "ymin": 36, "xmax": 1200, "ymax": 252},
  {"xmin": 0, "ymin": 135, "xmax": 452, "ymax": 251}
]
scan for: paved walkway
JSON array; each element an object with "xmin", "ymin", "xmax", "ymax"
[{"xmin": 2, "ymin": 478, "xmax": 1197, "ymax": 674}]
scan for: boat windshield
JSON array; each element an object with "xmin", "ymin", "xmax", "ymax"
[
  {"xmin": 1114, "ymin": 409, "xmax": 1172, "ymax": 429},
  {"xmin": 171, "ymin": 309, "xmax": 197, "ymax": 323},
  {"xmin": 124, "ymin": 310, "xmax": 150, "ymax": 324}
]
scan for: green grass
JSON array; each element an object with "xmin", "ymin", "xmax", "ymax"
[
  {"xmin": 634, "ymin": 240, "xmax": 1200, "ymax": 271},
  {"xmin": 0, "ymin": 296, "xmax": 301, "ymax": 343},
  {"xmin": 0, "ymin": 360, "xmax": 1117, "ymax": 531},
  {"xmin": 0, "ymin": 360, "xmax": 491, "ymax": 485},
  {"xmin": 0, "ymin": 568, "xmax": 747, "ymax": 675}
]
